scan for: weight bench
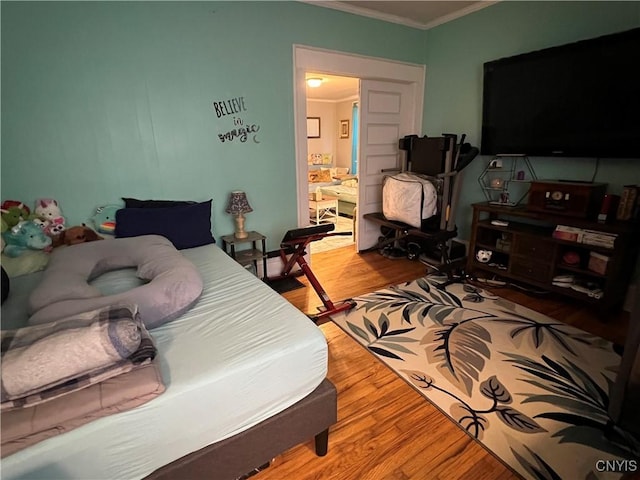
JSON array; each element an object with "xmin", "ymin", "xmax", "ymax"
[{"xmin": 270, "ymin": 223, "xmax": 357, "ymax": 322}]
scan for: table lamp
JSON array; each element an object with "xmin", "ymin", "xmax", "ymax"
[{"xmin": 225, "ymin": 191, "xmax": 253, "ymax": 239}]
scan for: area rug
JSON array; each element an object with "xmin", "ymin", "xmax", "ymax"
[
  {"xmin": 310, "ymin": 215, "xmax": 353, "ymax": 254},
  {"xmin": 330, "ymin": 276, "xmax": 639, "ymax": 480}
]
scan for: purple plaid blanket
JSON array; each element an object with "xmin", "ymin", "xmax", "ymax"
[{"xmin": 1, "ymin": 304, "xmax": 157, "ymax": 410}]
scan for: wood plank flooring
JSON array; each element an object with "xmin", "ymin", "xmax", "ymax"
[{"xmin": 256, "ymin": 245, "xmax": 631, "ymax": 480}]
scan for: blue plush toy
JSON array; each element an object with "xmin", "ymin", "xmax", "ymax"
[
  {"xmin": 2, "ymin": 221, "xmax": 52, "ymax": 257},
  {"xmin": 90, "ymin": 205, "xmax": 120, "ymax": 235}
]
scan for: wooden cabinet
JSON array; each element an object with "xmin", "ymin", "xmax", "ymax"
[{"xmin": 467, "ymin": 202, "xmax": 640, "ymax": 314}]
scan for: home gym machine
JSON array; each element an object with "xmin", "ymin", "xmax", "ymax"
[{"xmin": 363, "ymin": 133, "xmax": 479, "ymax": 280}]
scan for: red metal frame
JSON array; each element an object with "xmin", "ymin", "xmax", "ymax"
[{"xmin": 271, "ymin": 230, "xmax": 356, "ymax": 322}]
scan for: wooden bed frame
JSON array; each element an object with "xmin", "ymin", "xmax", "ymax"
[{"xmin": 145, "ymin": 379, "xmax": 337, "ymax": 480}]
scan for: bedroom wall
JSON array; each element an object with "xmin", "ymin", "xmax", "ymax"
[
  {"xmin": 421, "ymin": 1, "xmax": 640, "ymax": 241},
  {"xmin": 335, "ymin": 100, "xmax": 355, "ymax": 171},
  {"xmin": 1, "ymin": 1, "xmax": 425, "ymax": 250},
  {"xmin": 306, "ymin": 101, "xmax": 336, "ymax": 166}
]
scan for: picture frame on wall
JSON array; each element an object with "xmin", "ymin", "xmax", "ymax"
[
  {"xmin": 307, "ymin": 117, "xmax": 321, "ymax": 138},
  {"xmin": 340, "ymin": 119, "xmax": 349, "ymax": 139}
]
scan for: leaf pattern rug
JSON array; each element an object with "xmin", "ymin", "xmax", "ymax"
[{"xmin": 330, "ymin": 276, "xmax": 639, "ymax": 480}]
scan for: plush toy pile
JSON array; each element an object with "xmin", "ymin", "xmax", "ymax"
[{"xmin": 2, "ymin": 198, "xmax": 106, "ymax": 257}]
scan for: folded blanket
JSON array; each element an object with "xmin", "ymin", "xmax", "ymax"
[
  {"xmin": 1, "ymin": 304, "xmax": 157, "ymax": 411},
  {"xmin": 1, "ymin": 359, "xmax": 165, "ymax": 458}
]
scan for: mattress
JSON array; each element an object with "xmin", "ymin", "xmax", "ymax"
[
  {"xmin": 319, "ymin": 184, "xmax": 358, "ymax": 204},
  {"xmin": 308, "ymin": 180, "xmax": 340, "ymax": 193},
  {"xmin": 1, "ymin": 243, "xmax": 328, "ymax": 480}
]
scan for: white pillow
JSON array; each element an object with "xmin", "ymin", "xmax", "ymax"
[{"xmin": 321, "ymin": 167, "xmax": 350, "ymax": 177}]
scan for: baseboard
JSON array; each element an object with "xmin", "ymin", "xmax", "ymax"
[{"xmin": 256, "ymin": 252, "xmax": 303, "ymax": 279}]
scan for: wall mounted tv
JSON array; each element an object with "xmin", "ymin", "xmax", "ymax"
[{"xmin": 481, "ymin": 27, "xmax": 640, "ymax": 159}]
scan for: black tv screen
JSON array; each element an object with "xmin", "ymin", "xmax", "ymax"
[{"xmin": 481, "ymin": 28, "xmax": 640, "ymax": 158}]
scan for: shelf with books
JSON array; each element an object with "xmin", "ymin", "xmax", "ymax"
[
  {"xmin": 616, "ymin": 184, "xmax": 639, "ymax": 221},
  {"xmin": 468, "ymin": 202, "xmax": 640, "ymax": 315}
]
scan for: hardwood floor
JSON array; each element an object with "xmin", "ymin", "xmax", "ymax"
[{"xmin": 256, "ymin": 245, "xmax": 631, "ymax": 480}]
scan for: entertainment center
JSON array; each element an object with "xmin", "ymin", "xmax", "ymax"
[
  {"xmin": 467, "ymin": 202, "xmax": 640, "ymax": 314},
  {"xmin": 467, "ymin": 27, "xmax": 640, "ymax": 315}
]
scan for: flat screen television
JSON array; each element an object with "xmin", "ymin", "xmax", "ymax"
[{"xmin": 481, "ymin": 27, "xmax": 640, "ymax": 159}]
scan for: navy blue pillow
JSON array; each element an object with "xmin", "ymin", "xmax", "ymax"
[
  {"xmin": 115, "ymin": 200, "xmax": 215, "ymax": 249},
  {"xmin": 122, "ymin": 197, "xmax": 196, "ymax": 209}
]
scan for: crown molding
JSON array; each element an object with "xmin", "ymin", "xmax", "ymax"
[
  {"xmin": 301, "ymin": 1, "xmax": 499, "ymax": 30},
  {"xmin": 423, "ymin": 1, "xmax": 499, "ymax": 30}
]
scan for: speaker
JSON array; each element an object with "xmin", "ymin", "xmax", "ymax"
[
  {"xmin": 527, "ymin": 181, "xmax": 607, "ymax": 218},
  {"xmin": 597, "ymin": 194, "xmax": 620, "ymax": 223}
]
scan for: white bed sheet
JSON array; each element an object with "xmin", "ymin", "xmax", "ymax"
[{"xmin": 1, "ymin": 243, "xmax": 328, "ymax": 480}]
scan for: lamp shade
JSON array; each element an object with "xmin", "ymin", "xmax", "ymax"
[{"xmin": 225, "ymin": 191, "xmax": 253, "ymax": 215}]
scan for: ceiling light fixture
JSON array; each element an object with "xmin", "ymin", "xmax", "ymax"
[{"xmin": 306, "ymin": 77, "xmax": 323, "ymax": 88}]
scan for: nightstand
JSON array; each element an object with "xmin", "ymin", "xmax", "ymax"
[{"xmin": 221, "ymin": 231, "xmax": 267, "ymax": 280}]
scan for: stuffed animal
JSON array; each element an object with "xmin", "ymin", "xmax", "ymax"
[
  {"xmin": 1, "ymin": 206, "xmax": 30, "ymax": 229},
  {"xmin": 31, "ymin": 217, "xmax": 51, "ymax": 231},
  {"xmin": 90, "ymin": 205, "xmax": 120, "ymax": 235},
  {"xmin": 35, "ymin": 198, "xmax": 66, "ymax": 239},
  {"xmin": 1, "ymin": 200, "xmax": 30, "ymax": 216},
  {"xmin": 2, "ymin": 221, "xmax": 52, "ymax": 257},
  {"xmin": 35, "ymin": 198, "xmax": 65, "ymax": 223},
  {"xmin": 475, "ymin": 249, "xmax": 493, "ymax": 263},
  {"xmin": 45, "ymin": 217, "xmax": 66, "ymax": 237},
  {"xmin": 55, "ymin": 224, "xmax": 103, "ymax": 247}
]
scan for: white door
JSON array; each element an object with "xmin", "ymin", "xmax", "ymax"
[{"xmin": 356, "ymin": 79, "xmax": 419, "ymax": 251}]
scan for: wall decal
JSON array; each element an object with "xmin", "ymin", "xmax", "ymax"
[{"xmin": 213, "ymin": 96, "xmax": 261, "ymax": 144}]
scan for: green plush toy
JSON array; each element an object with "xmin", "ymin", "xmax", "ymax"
[{"xmin": 1, "ymin": 206, "xmax": 30, "ymax": 229}]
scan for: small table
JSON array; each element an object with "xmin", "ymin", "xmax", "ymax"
[
  {"xmin": 221, "ymin": 231, "xmax": 267, "ymax": 280},
  {"xmin": 309, "ymin": 195, "xmax": 339, "ymax": 224}
]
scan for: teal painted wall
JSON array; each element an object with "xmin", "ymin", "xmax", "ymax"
[
  {"xmin": 3, "ymin": 1, "xmax": 639, "ymax": 250},
  {"xmin": 1, "ymin": 1, "xmax": 424, "ymax": 249},
  {"xmin": 422, "ymin": 1, "xmax": 640, "ymax": 240}
]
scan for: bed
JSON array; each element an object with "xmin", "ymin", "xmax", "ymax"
[
  {"xmin": 1, "ymin": 241, "xmax": 337, "ymax": 479},
  {"xmin": 318, "ymin": 182, "xmax": 358, "ymax": 217},
  {"xmin": 307, "ymin": 168, "xmax": 358, "ymax": 218}
]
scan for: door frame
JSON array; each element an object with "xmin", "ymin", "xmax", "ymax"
[{"xmin": 292, "ymin": 45, "xmax": 425, "ymax": 228}]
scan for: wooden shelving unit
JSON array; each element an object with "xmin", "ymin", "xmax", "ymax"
[{"xmin": 467, "ymin": 202, "xmax": 640, "ymax": 315}]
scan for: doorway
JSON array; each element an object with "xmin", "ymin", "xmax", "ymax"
[
  {"xmin": 293, "ymin": 46, "xmax": 426, "ymax": 252},
  {"xmin": 305, "ymin": 73, "xmax": 359, "ymax": 254}
]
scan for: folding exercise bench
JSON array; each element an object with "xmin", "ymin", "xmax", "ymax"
[
  {"xmin": 363, "ymin": 134, "xmax": 478, "ymax": 277},
  {"xmin": 270, "ymin": 223, "xmax": 357, "ymax": 322}
]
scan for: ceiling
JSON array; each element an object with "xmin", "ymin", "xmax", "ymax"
[
  {"xmin": 304, "ymin": 2, "xmax": 498, "ymax": 101},
  {"xmin": 305, "ymin": 73, "xmax": 359, "ymax": 101},
  {"xmin": 306, "ymin": 1, "xmax": 496, "ymax": 30}
]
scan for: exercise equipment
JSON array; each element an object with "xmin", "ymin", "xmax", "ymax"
[
  {"xmin": 364, "ymin": 133, "xmax": 479, "ymax": 280},
  {"xmin": 270, "ymin": 223, "xmax": 357, "ymax": 322}
]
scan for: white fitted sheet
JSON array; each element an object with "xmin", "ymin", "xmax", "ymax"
[{"xmin": 1, "ymin": 243, "xmax": 328, "ymax": 480}]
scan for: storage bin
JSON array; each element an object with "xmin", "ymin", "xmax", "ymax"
[{"xmin": 588, "ymin": 251, "xmax": 610, "ymax": 275}]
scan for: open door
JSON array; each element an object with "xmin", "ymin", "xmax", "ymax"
[{"xmin": 356, "ymin": 79, "xmax": 419, "ymax": 251}]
